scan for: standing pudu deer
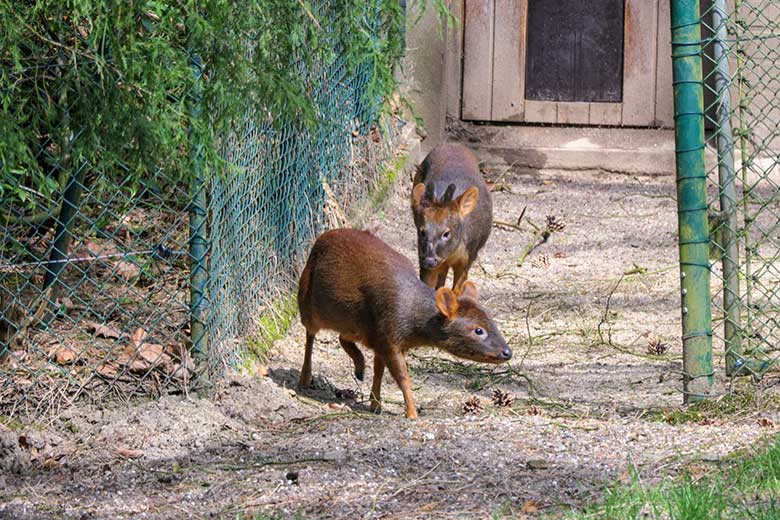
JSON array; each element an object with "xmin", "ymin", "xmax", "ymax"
[
  {"xmin": 412, "ymin": 143, "xmax": 493, "ymax": 291},
  {"xmin": 297, "ymin": 229, "xmax": 511, "ymax": 419}
]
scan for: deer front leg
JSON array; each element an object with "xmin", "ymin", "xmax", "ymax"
[
  {"xmin": 420, "ymin": 266, "xmax": 439, "ymax": 288},
  {"xmin": 452, "ymin": 260, "xmax": 471, "ymax": 293},
  {"xmin": 435, "ymin": 268, "xmax": 448, "ymax": 289},
  {"xmin": 385, "ymin": 349, "xmax": 417, "ymax": 419}
]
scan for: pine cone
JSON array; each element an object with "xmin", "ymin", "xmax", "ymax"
[
  {"xmin": 526, "ymin": 405, "xmax": 542, "ymax": 416},
  {"xmin": 462, "ymin": 396, "xmax": 483, "ymax": 415},
  {"xmin": 492, "ymin": 388, "xmax": 514, "ymax": 407},
  {"xmin": 545, "ymin": 215, "xmax": 566, "ymax": 233},
  {"xmin": 647, "ymin": 338, "xmax": 670, "ymax": 356},
  {"xmin": 531, "ymin": 254, "xmax": 550, "ymax": 269},
  {"xmin": 334, "ymin": 388, "xmax": 356, "ymax": 400}
]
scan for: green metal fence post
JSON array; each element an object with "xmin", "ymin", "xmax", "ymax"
[
  {"xmin": 670, "ymin": 0, "xmax": 713, "ymax": 402},
  {"xmin": 712, "ymin": 0, "xmax": 742, "ymax": 375},
  {"xmin": 189, "ymin": 54, "xmax": 209, "ymax": 384}
]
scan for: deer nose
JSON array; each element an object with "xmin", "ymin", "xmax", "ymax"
[
  {"xmin": 423, "ymin": 257, "xmax": 438, "ymax": 269},
  {"xmin": 501, "ymin": 347, "xmax": 512, "ymax": 360}
]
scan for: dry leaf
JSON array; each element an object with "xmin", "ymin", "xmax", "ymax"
[
  {"xmin": 166, "ymin": 344, "xmax": 195, "ymax": 371},
  {"xmin": 519, "ymin": 499, "xmax": 539, "ymax": 514},
  {"xmin": 49, "ymin": 345, "xmax": 78, "ymax": 365},
  {"xmin": 85, "ymin": 320, "xmax": 121, "ymax": 339},
  {"xmin": 137, "ymin": 342, "xmax": 166, "ymax": 365},
  {"xmin": 115, "ymin": 448, "xmax": 143, "ymax": 459},
  {"xmin": 758, "ymin": 417, "xmax": 775, "ymax": 428},
  {"xmin": 167, "ymin": 363, "xmax": 190, "ymax": 383},
  {"xmin": 115, "ymin": 260, "xmax": 140, "ymax": 282},
  {"xmin": 118, "ymin": 346, "xmax": 152, "ymax": 373},
  {"xmin": 96, "ymin": 363, "xmax": 118, "ymax": 378},
  {"xmin": 131, "ymin": 327, "xmax": 147, "ymax": 348}
]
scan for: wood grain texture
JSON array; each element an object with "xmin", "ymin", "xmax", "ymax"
[
  {"xmin": 462, "ymin": 0, "xmax": 495, "ymax": 120},
  {"xmin": 557, "ymin": 102, "xmax": 590, "ymax": 124},
  {"xmin": 445, "ymin": 0, "xmax": 465, "ymax": 120},
  {"xmin": 655, "ymin": 0, "xmax": 674, "ymax": 127},
  {"xmin": 622, "ymin": 0, "xmax": 659, "ymax": 125},
  {"xmin": 589, "ymin": 103, "xmax": 622, "ymax": 125},
  {"xmin": 524, "ymin": 100, "xmax": 557, "ymax": 123},
  {"xmin": 491, "ymin": 0, "xmax": 527, "ymax": 121}
]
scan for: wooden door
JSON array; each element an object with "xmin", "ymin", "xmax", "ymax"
[{"xmin": 461, "ymin": 0, "xmax": 670, "ymax": 126}]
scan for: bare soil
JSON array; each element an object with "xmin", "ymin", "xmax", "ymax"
[{"xmin": 2, "ymin": 162, "xmax": 780, "ymax": 519}]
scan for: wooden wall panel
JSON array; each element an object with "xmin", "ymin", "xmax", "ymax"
[
  {"xmin": 445, "ymin": 0, "xmax": 465, "ymax": 120},
  {"xmin": 462, "ymin": 0, "xmax": 495, "ymax": 120},
  {"xmin": 655, "ymin": 0, "xmax": 674, "ymax": 126},
  {"xmin": 524, "ymin": 100, "xmax": 557, "ymax": 123},
  {"xmin": 491, "ymin": 0, "xmax": 527, "ymax": 121},
  {"xmin": 557, "ymin": 102, "xmax": 590, "ymax": 124},
  {"xmin": 589, "ymin": 103, "xmax": 623, "ymax": 125},
  {"xmin": 622, "ymin": 0, "xmax": 659, "ymax": 125}
]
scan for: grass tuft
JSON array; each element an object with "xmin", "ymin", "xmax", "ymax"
[{"xmin": 565, "ymin": 435, "xmax": 780, "ymax": 520}]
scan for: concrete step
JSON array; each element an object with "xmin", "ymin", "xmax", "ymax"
[{"xmin": 447, "ymin": 124, "xmax": 676, "ymax": 175}]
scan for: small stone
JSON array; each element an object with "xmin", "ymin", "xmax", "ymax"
[{"xmin": 526, "ymin": 459, "xmax": 549, "ymax": 470}]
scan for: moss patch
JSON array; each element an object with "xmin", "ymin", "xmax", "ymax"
[{"xmin": 239, "ymin": 293, "xmax": 298, "ymax": 372}]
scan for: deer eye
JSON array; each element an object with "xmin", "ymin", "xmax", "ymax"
[
  {"xmin": 474, "ymin": 327, "xmax": 486, "ymax": 337},
  {"xmin": 442, "ymin": 230, "xmax": 451, "ymax": 240}
]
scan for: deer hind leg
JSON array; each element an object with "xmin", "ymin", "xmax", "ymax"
[
  {"xmin": 370, "ymin": 354, "xmax": 385, "ymax": 413},
  {"xmin": 339, "ymin": 336, "xmax": 365, "ymax": 381},
  {"xmin": 299, "ymin": 331, "xmax": 316, "ymax": 387}
]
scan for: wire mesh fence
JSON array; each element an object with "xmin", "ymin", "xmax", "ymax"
[
  {"xmin": 700, "ymin": 0, "xmax": 780, "ymax": 380},
  {"xmin": 0, "ymin": 1, "xmax": 401, "ymax": 417}
]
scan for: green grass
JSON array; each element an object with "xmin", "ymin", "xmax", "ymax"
[
  {"xmin": 239, "ymin": 293, "xmax": 298, "ymax": 371},
  {"xmin": 646, "ymin": 388, "xmax": 780, "ymax": 425},
  {"xmin": 352, "ymin": 151, "xmax": 409, "ymax": 227},
  {"xmin": 371, "ymin": 154, "xmax": 405, "ymax": 208},
  {"xmin": 564, "ymin": 436, "xmax": 780, "ymax": 520}
]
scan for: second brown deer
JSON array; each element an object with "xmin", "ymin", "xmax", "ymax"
[
  {"xmin": 297, "ymin": 228, "xmax": 511, "ymax": 419},
  {"xmin": 411, "ymin": 143, "xmax": 492, "ymax": 291}
]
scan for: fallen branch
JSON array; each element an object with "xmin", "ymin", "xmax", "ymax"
[
  {"xmin": 596, "ymin": 274, "xmax": 624, "ymax": 346},
  {"xmin": 517, "ymin": 227, "xmax": 551, "ymax": 267}
]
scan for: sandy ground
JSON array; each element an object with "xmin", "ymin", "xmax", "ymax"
[{"xmin": 2, "ymin": 162, "xmax": 780, "ymax": 519}]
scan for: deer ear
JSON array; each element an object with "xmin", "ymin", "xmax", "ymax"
[
  {"xmin": 457, "ymin": 186, "xmax": 479, "ymax": 217},
  {"xmin": 412, "ymin": 183, "xmax": 425, "ymax": 209},
  {"xmin": 457, "ymin": 280, "xmax": 478, "ymax": 302},
  {"xmin": 436, "ymin": 287, "xmax": 459, "ymax": 319}
]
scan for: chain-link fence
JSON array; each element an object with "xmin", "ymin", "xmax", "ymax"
[
  {"xmin": 671, "ymin": 0, "xmax": 780, "ymax": 400},
  {"xmin": 702, "ymin": 0, "xmax": 780, "ymax": 379},
  {"xmin": 0, "ymin": 2, "xmax": 402, "ymax": 417}
]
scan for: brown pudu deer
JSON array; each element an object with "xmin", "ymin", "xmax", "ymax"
[
  {"xmin": 411, "ymin": 143, "xmax": 492, "ymax": 291},
  {"xmin": 297, "ymin": 228, "xmax": 511, "ymax": 419}
]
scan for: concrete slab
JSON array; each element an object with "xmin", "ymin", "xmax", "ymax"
[{"xmin": 446, "ymin": 123, "xmax": 677, "ymax": 175}]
